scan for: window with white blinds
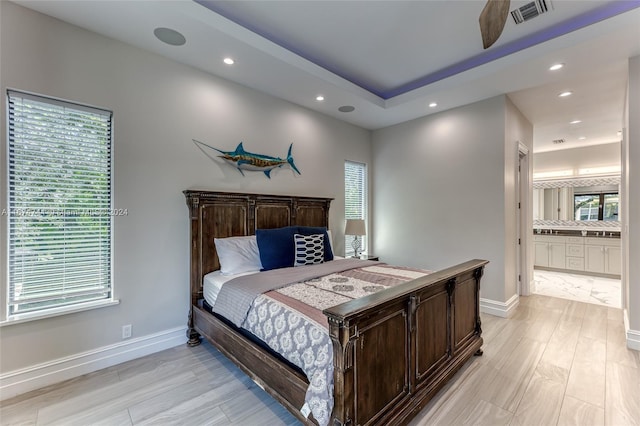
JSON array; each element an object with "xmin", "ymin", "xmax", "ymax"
[
  {"xmin": 344, "ymin": 161, "xmax": 367, "ymax": 257},
  {"xmin": 6, "ymin": 90, "xmax": 113, "ymax": 318}
]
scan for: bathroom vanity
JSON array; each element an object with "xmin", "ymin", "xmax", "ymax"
[
  {"xmin": 533, "ymin": 229, "xmax": 621, "ymax": 277},
  {"xmin": 532, "ymin": 174, "xmax": 622, "ymax": 278}
]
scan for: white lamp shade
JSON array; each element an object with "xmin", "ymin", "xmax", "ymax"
[{"xmin": 345, "ymin": 219, "xmax": 366, "ymax": 236}]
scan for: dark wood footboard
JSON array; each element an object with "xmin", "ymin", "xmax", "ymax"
[{"xmin": 324, "ymin": 259, "xmax": 487, "ymax": 426}]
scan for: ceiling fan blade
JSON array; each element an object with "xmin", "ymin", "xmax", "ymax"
[{"xmin": 479, "ymin": 0, "xmax": 511, "ymax": 49}]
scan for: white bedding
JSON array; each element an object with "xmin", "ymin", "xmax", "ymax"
[{"xmin": 203, "ymin": 270, "xmax": 257, "ymax": 306}]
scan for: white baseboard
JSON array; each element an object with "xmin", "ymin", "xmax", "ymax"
[
  {"xmin": 0, "ymin": 326, "xmax": 187, "ymax": 401},
  {"xmin": 623, "ymin": 309, "xmax": 640, "ymax": 351},
  {"xmin": 480, "ymin": 294, "xmax": 520, "ymax": 318}
]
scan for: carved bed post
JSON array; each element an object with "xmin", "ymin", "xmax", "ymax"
[
  {"xmin": 327, "ymin": 316, "xmax": 356, "ymax": 426},
  {"xmin": 185, "ymin": 193, "xmax": 202, "ymax": 347},
  {"xmin": 473, "ymin": 266, "xmax": 484, "ymax": 356},
  {"xmin": 187, "ymin": 310, "xmax": 202, "ymax": 347},
  {"xmin": 446, "ymin": 277, "xmax": 457, "ymax": 357}
]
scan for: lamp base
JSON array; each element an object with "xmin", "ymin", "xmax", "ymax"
[{"xmin": 351, "ymin": 235, "xmax": 362, "ymax": 258}]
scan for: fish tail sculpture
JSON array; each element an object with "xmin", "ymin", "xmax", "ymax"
[
  {"xmin": 193, "ymin": 139, "xmax": 301, "ymax": 178},
  {"xmin": 285, "ymin": 143, "xmax": 301, "ymax": 175}
]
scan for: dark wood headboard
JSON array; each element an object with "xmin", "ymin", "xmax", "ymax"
[{"xmin": 184, "ymin": 190, "xmax": 333, "ymax": 303}]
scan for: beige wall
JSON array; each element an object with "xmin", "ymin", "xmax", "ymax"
[{"xmin": 0, "ymin": 2, "xmax": 371, "ymax": 380}]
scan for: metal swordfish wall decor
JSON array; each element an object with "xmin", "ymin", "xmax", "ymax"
[{"xmin": 193, "ymin": 139, "xmax": 301, "ymax": 179}]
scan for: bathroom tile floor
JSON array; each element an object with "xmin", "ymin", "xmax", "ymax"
[{"xmin": 532, "ymin": 269, "xmax": 621, "ymax": 308}]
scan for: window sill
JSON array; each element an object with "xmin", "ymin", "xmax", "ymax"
[{"xmin": 0, "ymin": 299, "xmax": 120, "ymax": 327}]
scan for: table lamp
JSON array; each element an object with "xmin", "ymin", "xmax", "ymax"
[{"xmin": 345, "ymin": 219, "xmax": 366, "ymax": 258}]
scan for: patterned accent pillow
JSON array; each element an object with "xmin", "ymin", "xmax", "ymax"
[{"xmin": 294, "ymin": 233, "xmax": 325, "ymax": 267}]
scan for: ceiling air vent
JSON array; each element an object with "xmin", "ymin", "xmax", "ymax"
[
  {"xmin": 552, "ymin": 139, "xmax": 565, "ymax": 144},
  {"xmin": 511, "ymin": 0, "xmax": 550, "ymax": 24}
]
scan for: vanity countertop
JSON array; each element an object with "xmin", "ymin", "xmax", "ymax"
[{"xmin": 533, "ymin": 229, "xmax": 620, "ymax": 238}]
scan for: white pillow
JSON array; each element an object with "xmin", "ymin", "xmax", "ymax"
[{"xmin": 214, "ymin": 235, "xmax": 263, "ymax": 275}]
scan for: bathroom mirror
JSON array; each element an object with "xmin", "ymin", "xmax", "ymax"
[{"xmin": 533, "ymin": 175, "xmax": 620, "ymax": 223}]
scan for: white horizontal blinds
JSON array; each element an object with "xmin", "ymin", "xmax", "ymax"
[
  {"xmin": 7, "ymin": 90, "xmax": 113, "ymax": 316},
  {"xmin": 344, "ymin": 161, "xmax": 367, "ymax": 257}
]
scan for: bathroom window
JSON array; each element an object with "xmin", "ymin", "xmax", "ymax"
[
  {"xmin": 574, "ymin": 192, "xmax": 618, "ymax": 221},
  {"xmin": 603, "ymin": 193, "xmax": 619, "ymax": 221}
]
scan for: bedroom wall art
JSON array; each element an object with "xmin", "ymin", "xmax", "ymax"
[{"xmin": 193, "ymin": 139, "xmax": 301, "ymax": 178}]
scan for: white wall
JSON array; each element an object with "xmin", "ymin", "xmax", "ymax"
[
  {"xmin": 505, "ymin": 97, "xmax": 534, "ymax": 299},
  {"xmin": 0, "ymin": 1, "xmax": 371, "ymax": 392},
  {"xmin": 625, "ymin": 55, "xmax": 640, "ymax": 347},
  {"xmin": 533, "ymin": 143, "xmax": 621, "ymax": 173},
  {"xmin": 371, "ymin": 95, "xmax": 532, "ymax": 308}
]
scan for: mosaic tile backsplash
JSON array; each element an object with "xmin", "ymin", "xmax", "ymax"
[{"xmin": 534, "ymin": 219, "xmax": 621, "ymax": 230}]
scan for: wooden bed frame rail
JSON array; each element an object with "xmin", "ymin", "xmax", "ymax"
[{"xmin": 184, "ymin": 190, "xmax": 487, "ymax": 426}]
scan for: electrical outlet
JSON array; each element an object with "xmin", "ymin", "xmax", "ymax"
[{"xmin": 122, "ymin": 324, "xmax": 132, "ymax": 339}]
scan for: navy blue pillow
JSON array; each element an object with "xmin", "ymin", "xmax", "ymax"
[
  {"xmin": 296, "ymin": 226, "xmax": 334, "ymax": 262},
  {"xmin": 255, "ymin": 226, "xmax": 298, "ymax": 271},
  {"xmin": 255, "ymin": 226, "xmax": 334, "ymax": 271}
]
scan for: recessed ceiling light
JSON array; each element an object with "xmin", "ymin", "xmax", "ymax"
[
  {"xmin": 549, "ymin": 63, "xmax": 564, "ymax": 71},
  {"xmin": 338, "ymin": 105, "xmax": 355, "ymax": 113},
  {"xmin": 428, "ymin": 102, "xmax": 438, "ymax": 108},
  {"xmin": 558, "ymin": 91, "xmax": 573, "ymax": 97},
  {"xmin": 578, "ymin": 136, "xmax": 586, "ymax": 140},
  {"xmin": 223, "ymin": 57, "xmax": 235, "ymax": 65},
  {"xmin": 154, "ymin": 27, "xmax": 186, "ymax": 46},
  {"xmin": 570, "ymin": 120, "xmax": 582, "ymax": 124},
  {"xmin": 316, "ymin": 95, "xmax": 324, "ymax": 101}
]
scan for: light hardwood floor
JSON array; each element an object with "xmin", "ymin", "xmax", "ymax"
[{"xmin": 1, "ymin": 294, "xmax": 639, "ymax": 426}]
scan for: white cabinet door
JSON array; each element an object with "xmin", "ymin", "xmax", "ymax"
[
  {"xmin": 585, "ymin": 245, "xmax": 605, "ymax": 273},
  {"xmin": 534, "ymin": 242, "xmax": 549, "ymax": 267},
  {"xmin": 606, "ymin": 246, "xmax": 621, "ymax": 275},
  {"xmin": 549, "ymin": 243, "xmax": 566, "ymax": 269}
]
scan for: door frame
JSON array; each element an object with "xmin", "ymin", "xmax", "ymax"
[{"xmin": 518, "ymin": 142, "xmax": 532, "ymax": 296}]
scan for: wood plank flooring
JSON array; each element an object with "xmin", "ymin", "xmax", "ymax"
[{"xmin": 1, "ymin": 294, "xmax": 639, "ymax": 426}]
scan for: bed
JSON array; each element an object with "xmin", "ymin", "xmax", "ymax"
[{"xmin": 184, "ymin": 190, "xmax": 488, "ymax": 426}]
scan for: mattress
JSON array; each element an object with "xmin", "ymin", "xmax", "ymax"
[{"xmin": 203, "ymin": 270, "xmax": 257, "ymax": 306}]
